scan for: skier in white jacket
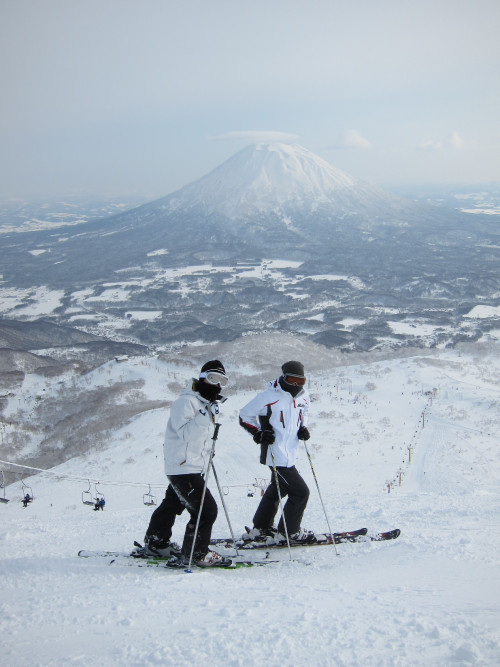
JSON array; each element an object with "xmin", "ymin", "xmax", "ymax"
[
  {"xmin": 143, "ymin": 360, "xmax": 232, "ymax": 567},
  {"xmin": 239, "ymin": 360, "xmax": 316, "ymax": 544}
]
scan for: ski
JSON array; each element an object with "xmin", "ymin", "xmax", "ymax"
[
  {"xmin": 209, "ymin": 527, "xmax": 367, "ymax": 548},
  {"xmin": 77, "ymin": 548, "xmax": 277, "ymax": 569},
  {"xmin": 209, "ymin": 528, "xmax": 400, "ymax": 550},
  {"xmin": 369, "ymin": 529, "xmax": 401, "ymax": 542},
  {"xmin": 334, "ymin": 528, "xmax": 369, "ymax": 542},
  {"xmin": 130, "ymin": 541, "xmax": 275, "ymax": 564},
  {"xmin": 334, "ymin": 528, "xmax": 401, "ymax": 543}
]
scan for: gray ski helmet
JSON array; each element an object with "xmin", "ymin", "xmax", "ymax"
[{"xmin": 281, "ymin": 360, "xmax": 305, "ymax": 377}]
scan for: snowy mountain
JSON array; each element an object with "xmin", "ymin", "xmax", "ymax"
[
  {"xmin": 0, "ymin": 142, "xmax": 444, "ymax": 284},
  {"xmin": 0, "ymin": 144, "xmax": 498, "ymax": 351}
]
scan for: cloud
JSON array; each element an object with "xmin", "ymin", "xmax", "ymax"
[
  {"xmin": 447, "ymin": 131, "xmax": 464, "ymax": 149},
  {"xmin": 344, "ymin": 129, "xmax": 372, "ymax": 149},
  {"xmin": 418, "ymin": 131, "xmax": 464, "ymax": 151},
  {"xmin": 208, "ymin": 130, "xmax": 300, "ymax": 143},
  {"xmin": 419, "ymin": 140, "xmax": 444, "ymax": 151},
  {"xmin": 329, "ymin": 129, "xmax": 372, "ymax": 150}
]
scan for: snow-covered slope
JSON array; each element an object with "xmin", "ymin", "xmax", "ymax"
[
  {"xmin": 1, "ymin": 340, "xmax": 499, "ymax": 665},
  {"xmin": 161, "ymin": 142, "xmax": 404, "ymax": 218}
]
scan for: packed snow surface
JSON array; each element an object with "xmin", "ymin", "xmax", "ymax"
[{"xmin": 1, "ymin": 342, "xmax": 500, "ymax": 666}]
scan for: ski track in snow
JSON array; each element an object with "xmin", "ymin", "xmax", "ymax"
[{"xmin": 1, "ymin": 343, "xmax": 500, "ymax": 666}]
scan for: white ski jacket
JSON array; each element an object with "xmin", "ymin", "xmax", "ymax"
[
  {"xmin": 239, "ymin": 379, "xmax": 310, "ymax": 468},
  {"xmin": 163, "ymin": 382, "xmax": 215, "ymax": 476}
]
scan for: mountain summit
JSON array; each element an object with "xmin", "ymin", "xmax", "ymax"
[{"xmin": 160, "ymin": 142, "xmax": 404, "ymax": 219}]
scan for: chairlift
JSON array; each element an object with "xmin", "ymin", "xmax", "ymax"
[
  {"xmin": 94, "ymin": 482, "xmax": 105, "ymax": 504},
  {"xmin": 143, "ymin": 485, "xmax": 157, "ymax": 506},
  {"xmin": 0, "ymin": 470, "xmax": 9, "ymax": 504},
  {"xmin": 21, "ymin": 479, "xmax": 34, "ymax": 504},
  {"xmin": 255, "ymin": 477, "xmax": 269, "ymax": 497},
  {"xmin": 82, "ymin": 480, "xmax": 95, "ymax": 506}
]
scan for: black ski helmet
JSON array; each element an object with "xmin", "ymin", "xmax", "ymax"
[{"xmin": 281, "ymin": 360, "xmax": 305, "ymax": 377}]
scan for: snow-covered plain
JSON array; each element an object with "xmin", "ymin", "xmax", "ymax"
[
  {"xmin": 0, "ymin": 260, "xmax": 496, "ymax": 350},
  {"xmin": 1, "ymin": 341, "xmax": 500, "ymax": 666}
]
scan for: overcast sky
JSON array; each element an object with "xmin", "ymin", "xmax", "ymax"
[{"xmin": 1, "ymin": 0, "xmax": 499, "ymax": 199}]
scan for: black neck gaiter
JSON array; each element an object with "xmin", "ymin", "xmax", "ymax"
[
  {"xmin": 193, "ymin": 380, "xmax": 220, "ymax": 402},
  {"xmin": 279, "ymin": 376, "xmax": 302, "ymax": 398}
]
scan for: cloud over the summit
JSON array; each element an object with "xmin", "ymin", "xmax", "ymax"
[{"xmin": 209, "ymin": 131, "xmax": 300, "ymax": 144}]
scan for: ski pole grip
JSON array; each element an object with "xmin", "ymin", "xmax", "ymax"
[
  {"xmin": 258, "ymin": 414, "xmax": 271, "ymax": 464},
  {"xmin": 212, "ymin": 423, "xmax": 221, "ymax": 440},
  {"xmin": 259, "ymin": 443, "xmax": 268, "ymax": 465}
]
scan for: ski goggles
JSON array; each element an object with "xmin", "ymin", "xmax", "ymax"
[
  {"xmin": 200, "ymin": 371, "xmax": 228, "ymax": 387},
  {"xmin": 283, "ymin": 374, "xmax": 307, "ymax": 386}
]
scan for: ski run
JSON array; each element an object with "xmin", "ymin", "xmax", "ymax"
[{"xmin": 1, "ymin": 341, "xmax": 500, "ymax": 665}]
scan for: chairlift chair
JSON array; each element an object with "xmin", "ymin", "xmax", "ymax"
[
  {"xmin": 21, "ymin": 479, "xmax": 34, "ymax": 503},
  {"xmin": 94, "ymin": 482, "xmax": 105, "ymax": 504},
  {"xmin": 142, "ymin": 485, "xmax": 157, "ymax": 506},
  {"xmin": 82, "ymin": 480, "xmax": 95, "ymax": 506}
]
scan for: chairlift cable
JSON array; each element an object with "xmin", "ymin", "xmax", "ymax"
[
  {"xmin": 0, "ymin": 459, "xmax": 263, "ymax": 495},
  {"xmin": 0, "ymin": 459, "xmax": 166, "ymax": 489}
]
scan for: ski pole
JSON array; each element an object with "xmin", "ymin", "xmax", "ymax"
[
  {"xmin": 303, "ymin": 440, "xmax": 338, "ymax": 555},
  {"xmin": 204, "ymin": 400, "xmax": 239, "ymax": 551},
  {"xmin": 211, "ymin": 462, "xmax": 240, "ymax": 555},
  {"xmin": 269, "ymin": 445, "xmax": 292, "ymax": 560},
  {"xmin": 185, "ymin": 423, "xmax": 220, "ymax": 573}
]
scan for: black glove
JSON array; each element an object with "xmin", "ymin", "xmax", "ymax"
[
  {"xmin": 260, "ymin": 429, "xmax": 275, "ymax": 445},
  {"xmin": 297, "ymin": 426, "xmax": 310, "ymax": 441},
  {"xmin": 253, "ymin": 431, "xmax": 262, "ymax": 444}
]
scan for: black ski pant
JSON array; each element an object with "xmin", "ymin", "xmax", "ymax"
[
  {"xmin": 253, "ymin": 465, "xmax": 309, "ymax": 536},
  {"xmin": 146, "ymin": 473, "xmax": 218, "ymax": 558}
]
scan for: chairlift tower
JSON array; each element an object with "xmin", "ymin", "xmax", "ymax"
[{"xmin": 0, "ymin": 469, "xmax": 9, "ymax": 504}]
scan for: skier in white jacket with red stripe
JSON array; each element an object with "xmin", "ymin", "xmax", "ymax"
[{"xmin": 239, "ymin": 360, "xmax": 316, "ymax": 544}]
